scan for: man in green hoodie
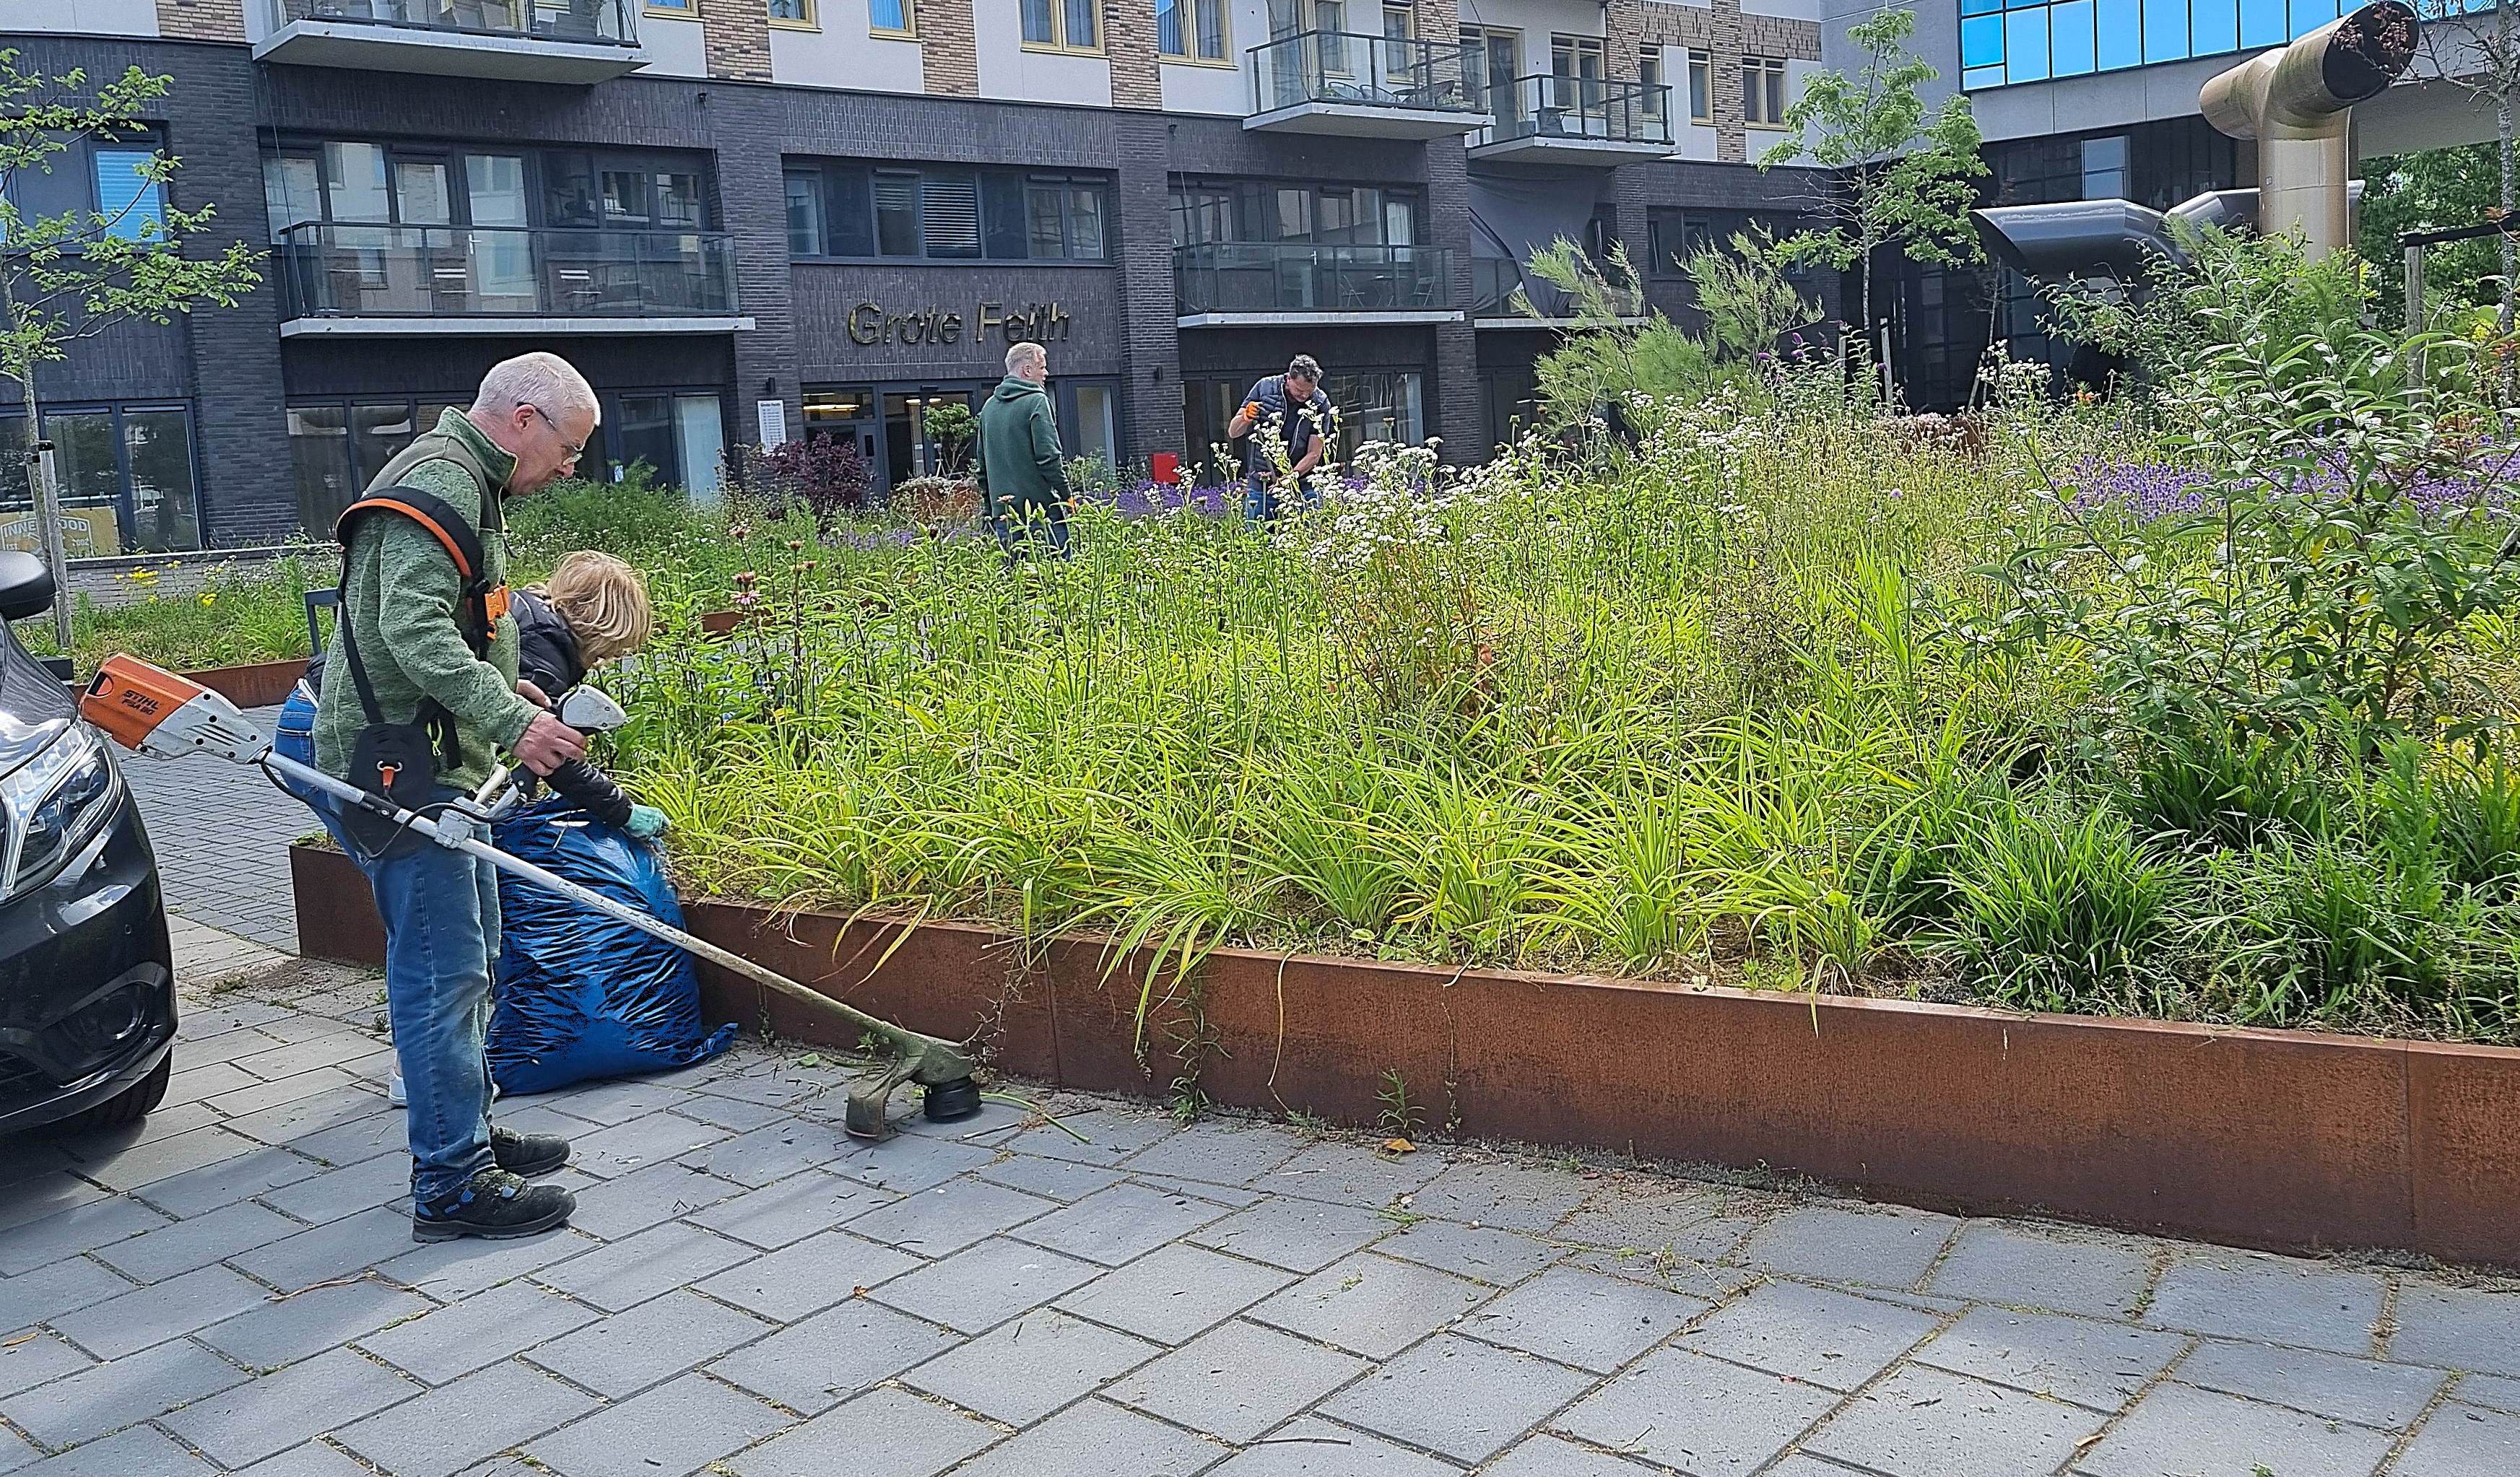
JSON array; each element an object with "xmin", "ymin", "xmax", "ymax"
[{"xmin": 976, "ymin": 339, "xmax": 1073, "ymax": 558}]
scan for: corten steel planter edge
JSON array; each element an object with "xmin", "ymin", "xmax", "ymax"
[
  {"xmin": 288, "ymin": 849, "xmax": 2520, "ymax": 1265},
  {"xmin": 182, "ymin": 658, "xmax": 309, "ymax": 710}
]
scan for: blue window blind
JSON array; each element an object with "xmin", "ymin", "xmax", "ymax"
[{"xmin": 92, "ymin": 149, "xmax": 162, "ymax": 243}]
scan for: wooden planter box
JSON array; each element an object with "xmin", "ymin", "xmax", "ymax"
[
  {"xmin": 182, "ymin": 658, "xmax": 309, "ymax": 709},
  {"xmin": 698, "ymin": 609, "xmax": 751, "ymax": 637},
  {"xmin": 288, "ymin": 840, "xmax": 2520, "ymax": 1267}
]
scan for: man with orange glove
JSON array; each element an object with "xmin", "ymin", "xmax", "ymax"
[{"xmin": 1226, "ymin": 354, "xmax": 1336, "ymax": 523}]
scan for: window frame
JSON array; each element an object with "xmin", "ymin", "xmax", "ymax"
[
  {"xmin": 1157, "ymin": 0, "xmax": 1233, "ymax": 64},
  {"xmin": 1685, "ymin": 47, "xmax": 1711, "ymax": 123},
  {"xmin": 1638, "ymin": 48, "xmax": 1665, "ymax": 123},
  {"xmin": 1743, "ymin": 54, "xmax": 1789, "ymax": 128},
  {"xmin": 1, "ymin": 400, "xmax": 205, "ymax": 556},
  {"xmin": 645, "ymin": 0, "xmax": 695, "ymax": 14},
  {"xmin": 767, "ymin": 0, "xmax": 817, "ymax": 30},
  {"xmin": 785, "ymin": 160, "xmax": 1114, "ymax": 264},
  {"xmin": 1021, "ymin": 0, "xmax": 1104, "ymax": 54},
  {"xmin": 869, "ymin": 0, "xmax": 915, "ymax": 38}
]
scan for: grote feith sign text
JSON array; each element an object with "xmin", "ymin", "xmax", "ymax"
[{"xmin": 847, "ymin": 300, "xmax": 1074, "ymax": 348}]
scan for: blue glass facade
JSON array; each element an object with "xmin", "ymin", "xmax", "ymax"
[{"xmin": 1960, "ymin": 0, "xmax": 2345, "ymax": 88}]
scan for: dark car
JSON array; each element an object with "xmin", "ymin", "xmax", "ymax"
[{"xmin": 0, "ymin": 551, "xmax": 177, "ymax": 1138}]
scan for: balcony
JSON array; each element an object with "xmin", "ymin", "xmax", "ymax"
[
  {"xmin": 256, "ymin": 0, "xmax": 648, "ymax": 84},
  {"xmin": 1470, "ymin": 256, "xmax": 1643, "ymax": 328},
  {"xmin": 274, "ymin": 224, "xmax": 751, "ymax": 337},
  {"xmin": 1469, "ymin": 75, "xmax": 1674, "ymax": 165},
  {"xmin": 1175, "ymin": 243, "xmax": 1459, "ymax": 327},
  {"xmin": 1246, "ymin": 31, "xmax": 1487, "ymax": 137}
]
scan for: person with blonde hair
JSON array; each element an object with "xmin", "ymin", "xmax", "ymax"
[{"xmin": 507, "ymin": 550, "xmax": 660, "ymax": 837}]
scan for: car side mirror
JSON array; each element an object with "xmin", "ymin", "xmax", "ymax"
[{"xmin": 0, "ymin": 552, "xmax": 56, "ymax": 623}]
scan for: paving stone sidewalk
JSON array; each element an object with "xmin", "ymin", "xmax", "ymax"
[
  {"xmin": 117, "ymin": 702, "xmax": 303, "ymax": 954},
  {"xmin": 4, "ymin": 920, "xmax": 2520, "ymax": 1477}
]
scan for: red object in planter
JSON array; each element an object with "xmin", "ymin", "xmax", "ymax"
[{"xmin": 1150, "ymin": 453, "xmax": 1181, "ymax": 484}]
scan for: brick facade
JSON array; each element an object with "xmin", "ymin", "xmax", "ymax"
[
  {"xmin": 920, "ymin": 0, "xmax": 982, "ymax": 95},
  {"xmin": 155, "ymin": 0, "xmax": 245, "ymax": 43},
  {"xmin": 703, "ymin": 0, "xmax": 774, "ymax": 82},
  {"xmin": 1639, "ymin": 0, "xmax": 1820, "ymax": 164},
  {"xmin": 1107, "ymin": 0, "xmax": 1163, "ymax": 109}
]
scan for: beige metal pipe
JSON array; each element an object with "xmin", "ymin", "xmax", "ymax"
[{"xmin": 2198, "ymin": 1, "xmax": 2418, "ymax": 256}]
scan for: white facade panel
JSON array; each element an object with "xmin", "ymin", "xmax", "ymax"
[
  {"xmin": 769, "ymin": 14, "xmax": 927, "ymax": 93},
  {"xmin": 975, "ymin": 0, "xmax": 1114, "ymax": 108},
  {"xmin": 1163, "ymin": 60, "xmax": 1248, "ymax": 116},
  {"xmin": 641, "ymin": 12, "xmax": 709, "ymax": 79},
  {"xmin": 1456, "ymin": 0, "xmax": 1606, "ymax": 43},
  {"xmin": 0, "ymin": 0, "xmax": 163, "ymax": 38},
  {"xmin": 1739, "ymin": 0, "xmax": 1820, "ymax": 18}
]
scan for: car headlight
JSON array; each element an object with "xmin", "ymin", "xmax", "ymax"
[{"xmin": 1, "ymin": 723, "xmax": 118, "ymax": 899}]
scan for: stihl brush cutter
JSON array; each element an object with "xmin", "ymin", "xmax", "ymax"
[{"xmin": 79, "ymin": 654, "xmax": 981, "ymax": 1136}]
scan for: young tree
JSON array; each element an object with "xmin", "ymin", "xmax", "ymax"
[
  {"xmin": 2410, "ymin": 1, "xmax": 2520, "ymax": 369},
  {"xmin": 0, "ymin": 53, "xmax": 261, "ymax": 645},
  {"xmin": 1755, "ymin": 7, "xmax": 1986, "ymax": 371},
  {"xmin": 2358, "ymin": 142, "xmax": 2504, "ymax": 328}
]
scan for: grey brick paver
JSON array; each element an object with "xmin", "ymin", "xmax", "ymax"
[
  {"xmin": 842, "ymin": 1177, "xmax": 1059, "ymax": 1257},
  {"xmin": 49, "ymin": 1263, "xmax": 274, "ymax": 1360},
  {"xmin": 0, "ymin": 1337, "xmax": 251, "ymax": 1449},
  {"xmin": 227, "ymin": 1205, "xmax": 410, "ymax": 1293},
  {"xmin": 126, "ymin": 1145, "xmax": 323, "ymax": 1218},
  {"xmin": 1371, "ymin": 1221, "xmax": 1562, "ymax": 1286},
  {"xmin": 552, "ymin": 1160, "xmax": 743, "ymax": 1241},
  {"xmin": 2146, "ymin": 1252, "xmax": 2389, "ymax": 1356},
  {"xmin": 69, "ymin": 1124, "xmax": 261, "ymax": 1193},
  {"xmin": 0, "ymin": 1258, "xmax": 133, "ymax": 1337},
  {"xmin": 0, "ymin": 1335, "xmax": 89, "ymax": 1403},
  {"xmin": 2391, "ymin": 1286, "xmax": 2520, "ymax": 1377},
  {"xmin": 196, "ymin": 1275, "xmax": 435, "ymax": 1370},
  {"xmin": 523, "ymin": 1289, "xmax": 775, "ymax": 1398},
  {"xmin": 1913, "ymin": 1305, "xmax": 2186, "ymax": 1411},
  {"xmin": 1678, "ymin": 1279, "xmax": 1939, "ymax": 1392},
  {"xmin": 674, "ymin": 1117, "xmax": 860, "ymax": 1187},
  {"xmin": 1321, "ymin": 1333, "xmax": 1598, "ymax": 1464},
  {"xmin": 1187, "ymin": 1197, "xmax": 1393, "ymax": 1273},
  {"xmin": 902, "ymin": 1307, "xmax": 1162, "ymax": 1424},
  {"xmin": 92, "ymin": 1200, "xmax": 303, "ymax": 1284},
  {"xmin": 1265, "ymin": 1141, "xmax": 1449, "ymax": 1208},
  {"xmin": 12, "ymin": 1423, "xmax": 217, "ymax": 1476},
  {"xmin": 356, "ymin": 1278, "xmax": 602, "ymax": 1385},
  {"xmin": 1804, "ymin": 1362, "xmax": 2107, "ymax": 1477},
  {"xmin": 522, "ymin": 1372, "xmax": 791, "ymax": 1477},
  {"xmin": 1405, "ymin": 1160, "xmax": 1595, "ymax": 1234},
  {"xmin": 1556, "ymin": 1344, "xmax": 1839, "ymax": 1476},
  {"xmin": 1924, "ymin": 1221, "xmax": 2158, "ymax": 1320},
  {"xmin": 1013, "ymin": 1182, "xmax": 1233, "ymax": 1265},
  {"xmin": 2074, "ymin": 1380, "xmax": 2394, "ymax": 1477},
  {"xmin": 159, "ymin": 1346, "xmax": 425, "ymax": 1467},
  {"xmin": 1121, "ymin": 1121, "xmax": 1307, "ymax": 1187},
  {"xmin": 230, "ymin": 1444, "xmax": 377, "ymax": 1477},
  {"xmin": 728, "ymin": 1385, "xmax": 996, "ymax": 1477},
  {"xmin": 529, "ymin": 1222, "xmax": 752, "ymax": 1312},
  {"xmin": 2454, "ymin": 1371, "xmax": 2520, "ymax": 1413},
  {"xmin": 0, "ymin": 1198, "xmax": 171, "ymax": 1276},
  {"xmin": 687, "ymin": 1167, "xmax": 896, "ymax": 1249},
  {"xmin": 334, "ymin": 1359, "xmax": 601, "ymax": 1477},
  {"xmin": 254, "ymin": 1154, "xmax": 409, "ymax": 1225},
  {"xmin": 2393, "ymin": 1402, "xmax": 2520, "ymax": 1476},
  {"xmin": 706, "ymin": 1298, "xmax": 960, "ymax": 1414},
  {"xmin": 1204, "ymin": 1415, "xmax": 1463, "ymax": 1476},
  {"xmin": 1107, "ymin": 1319, "xmax": 1370, "ymax": 1443},
  {"xmin": 870, "ymin": 1235, "xmax": 1105, "ymax": 1334},
  {"xmin": 692, "ymin": 1229, "xmax": 918, "ymax": 1321},
  {"xmin": 944, "ymin": 1395, "xmax": 1228, "ymax": 1477},
  {"xmin": 1056, "ymin": 1242, "xmax": 1300, "ymax": 1343},
  {"xmin": 1248, "ymin": 1252, "xmax": 1495, "ymax": 1359},
  {"xmin": 1480, "ymin": 1434, "xmax": 1666, "ymax": 1477},
  {"xmin": 974, "ymin": 1153, "xmax": 1128, "ymax": 1203},
  {"xmin": 1737, "ymin": 1202, "xmax": 1962, "ymax": 1290},
  {"xmin": 1458, "ymin": 1266, "xmax": 1706, "ymax": 1374},
  {"xmin": 2177, "ymin": 1338, "xmax": 2449, "ymax": 1430}
]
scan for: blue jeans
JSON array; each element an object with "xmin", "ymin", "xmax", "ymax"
[
  {"xmin": 1245, "ymin": 474, "xmax": 1306, "ymax": 523},
  {"xmin": 272, "ymin": 686, "xmax": 322, "ymax": 807},
  {"xmin": 285, "ymin": 726, "xmax": 501, "ymax": 1206},
  {"xmin": 992, "ymin": 498, "xmax": 1071, "ymax": 559}
]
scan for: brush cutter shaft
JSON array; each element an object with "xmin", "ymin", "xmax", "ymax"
[{"xmin": 262, "ymin": 750, "xmax": 977, "ymax": 1082}]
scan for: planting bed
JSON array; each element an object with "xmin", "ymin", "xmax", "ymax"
[{"xmin": 292, "ymin": 839, "xmax": 2520, "ymax": 1267}]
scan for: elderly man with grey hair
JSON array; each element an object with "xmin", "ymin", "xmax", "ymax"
[
  {"xmin": 298, "ymin": 351, "xmax": 599, "ymax": 1241},
  {"xmin": 976, "ymin": 339, "xmax": 1074, "ymax": 559}
]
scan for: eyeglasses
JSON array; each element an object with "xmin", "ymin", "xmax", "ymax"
[{"xmin": 523, "ymin": 404, "xmax": 586, "ymax": 461}]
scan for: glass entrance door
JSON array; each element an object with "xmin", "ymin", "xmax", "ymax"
[{"xmin": 882, "ymin": 388, "xmax": 978, "ymax": 488}]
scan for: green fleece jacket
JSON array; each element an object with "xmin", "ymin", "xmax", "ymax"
[
  {"xmin": 311, "ymin": 409, "xmax": 539, "ymax": 793},
  {"xmin": 975, "ymin": 375, "xmax": 1071, "ymax": 516}
]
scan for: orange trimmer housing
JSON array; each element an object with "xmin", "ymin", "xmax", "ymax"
[{"xmin": 80, "ymin": 655, "xmax": 212, "ymax": 752}]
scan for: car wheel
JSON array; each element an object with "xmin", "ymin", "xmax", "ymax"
[{"xmin": 47, "ymin": 1052, "xmax": 172, "ymax": 1135}]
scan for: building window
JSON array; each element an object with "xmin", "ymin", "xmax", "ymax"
[
  {"xmin": 870, "ymin": 0, "xmax": 913, "ymax": 32},
  {"xmin": 788, "ymin": 161, "xmax": 1113, "ymax": 262},
  {"xmin": 91, "ymin": 148, "xmax": 165, "ymax": 243},
  {"xmin": 1743, "ymin": 55, "xmax": 1788, "ymax": 127},
  {"xmin": 1686, "ymin": 48, "xmax": 1711, "ymax": 123},
  {"xmin": 1461, "ymin": 26, "xmax": 1519, "ymax": 113},
  {"xmin": 0, "ymin": 404, "xmax": 201, "ymax": 556},
  {"xmin": 2, "ymin": 134, "xmax": 168, "ymax": 246},
  {"xmin": 1639, "ymin": 50, "xmax": 1665, "ymax": 123},
  {"xmin": 1962, "ymin": 0, "xmax": 2337, "ymax": 89},
  {"xmin": 2082, "ymin": 134, "xmax": 2129, "ymax": 200},
  {"xmin": 1157, "ymin": 0, "xmax": 1228, "ymax": 57},
  {"xmin": 1168, "ymin": 177, "xmax": 1425, "ymax": 248},
  {"xmin": 646, "ymin": 0, "xmax": 693, "ymax": 12},
  {"xmin": 768, "ymin": 0, "xmax": 814, "ymax": 25},
  {"xmin": 1022, "ymin": 0, "xmax": 1100, "ymax": 51},
  {"xmin": 1551, "ymin": 35, "xmax": 1604, "ymax": 113}
]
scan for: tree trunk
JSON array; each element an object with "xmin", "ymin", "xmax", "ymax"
[
  {"xmin": 21, "ymin": 372, "xmax": 73, "ymax": 651},
  {"xmin": 2501, "ymin": 0, "xmax": 2516, "ymax": 398}
]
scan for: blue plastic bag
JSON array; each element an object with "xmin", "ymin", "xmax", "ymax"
[{"xmin": 487, "ymin": 798, "xmax": 737, "ymax": 1095}]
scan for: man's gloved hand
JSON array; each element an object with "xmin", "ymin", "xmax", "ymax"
[{"xmin": 625, "ymin": 804, "xmax": 669, "ymax": 840}]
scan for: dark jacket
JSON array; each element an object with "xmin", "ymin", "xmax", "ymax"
[
  {"xmin": 1238, "ymin": 375, "xmax": 1336, "ymax": 479},
  {"xmin": 306, "ymin": 585, "xmax": 633, "ymax": 828},
  {"xmin": 975, "ymin": 375, "xmax": 1070, "ymax": 518}
]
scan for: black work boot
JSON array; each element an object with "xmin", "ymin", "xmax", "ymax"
[
  {"xmin": 491, "ymin": 1126, "xmax": 571, "ymax": 1178},
  {"xmin": 411, "ymin": 1169, "xmax": 575, "ymax": 1242}
]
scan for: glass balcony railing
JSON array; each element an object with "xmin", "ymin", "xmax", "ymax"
[
  {"xmin": 275, "ymin": 224, "xmax": 738, "ymax": 321},
  {"xmin": 1476, "ymin": 74, "xmax": 1672, "ymax": 149},
  {"xmin": 1175, "ymin": 243, "xmax": 1456, "ymax": 316},
  {"xmin": 1248, "ymin": 30, "xmax": 1482, "ymax": 116},
  {"xmin": 271, "ymin": 0, "xmax": 639, "ymax": 47}
]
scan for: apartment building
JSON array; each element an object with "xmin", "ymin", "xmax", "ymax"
[{"xmin": 0, "ymin": 0, "xmax": 1838, "ymax": 553}]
